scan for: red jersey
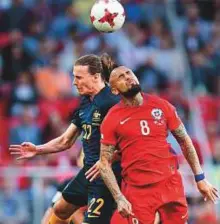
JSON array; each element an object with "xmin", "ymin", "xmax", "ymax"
[{"xmin": 100, "ymin": 94, "xmax": 182, "ymax": 186}]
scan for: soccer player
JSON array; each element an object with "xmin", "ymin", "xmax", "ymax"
[
  {"xmin": 41, "ymin": 178, "xmax": 84, "ymax": 224},
  {"xmin": 92, "ymin": 66, "xmax": 219, "ymax": 224},
  {"xmin": 9, "ymin": 54, "xmax": 122, "ymax": 224}
]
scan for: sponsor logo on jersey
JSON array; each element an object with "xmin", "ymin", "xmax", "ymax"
[
  {"xmin": 120, "ymin": 117, "xmax": 131, "ymax": 125},
  {"xmin": 151, "ymin": 108, "xmax": 164, "ymax": 125}
]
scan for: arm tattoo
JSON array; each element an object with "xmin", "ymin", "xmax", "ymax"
[
  {"xmin": 100, "ymin": 144, "xmax": 115, "ymax": 163},
  {"xmin": 100, "ymin": 144, "xmax": 123, "ymax": 202},
  {"xmin": 171, "ymin": 123, "xmax": 203, "ymax": 175}
]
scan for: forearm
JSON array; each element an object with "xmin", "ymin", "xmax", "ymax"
[
  {"xmin": 36, "ymin": 136, "xmax": 69, "ymax": 155},
  {"xmin": 36, "ymin": 124, "xmax": 80, "ymax": 155},
  {"xmin": 100, "ymin": 163, "xmax": 123, "ymax": 202},
  {"xmin": 172, "ymin": 124, "xmax": 203, "ymax": 175},
  {"xmin": 100, "ymin": 143, "xmax": 123, "ymax": 202},
  {"xmin": 178, "ymin": 135, "xmax": 203, "ymax": 175}
]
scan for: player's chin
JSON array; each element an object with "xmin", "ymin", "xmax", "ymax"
[{"xmin": 77, "ymin": 88, "xmax": 84, "ymax": 95}]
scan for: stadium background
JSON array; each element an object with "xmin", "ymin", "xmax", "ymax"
[{"xmin": 0, "ymin": 0, "xmax": 220, "ymax": 223}]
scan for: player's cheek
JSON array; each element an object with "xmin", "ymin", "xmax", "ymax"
[{"xmin": 119, "ymin": 83, "xmax": 126, "ymax": 92}]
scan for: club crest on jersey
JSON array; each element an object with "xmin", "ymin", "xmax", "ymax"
[
  {"xmin": 151, "ymin": 108, "xmax": 164, "ymax": 125},
  {"xmin": 92, "ymin": 110, "xmax": 101, "ymax": 124}
]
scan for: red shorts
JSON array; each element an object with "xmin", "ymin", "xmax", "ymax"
[{"xmin": 111, "ymin": 171, "xmax": 188, "ymax": 224}]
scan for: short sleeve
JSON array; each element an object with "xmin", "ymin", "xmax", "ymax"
[
  {"xmin": 164, "ymin": 100, "xmax": 182, "ymax": 131},
  {"xmin": 100, "ymin": 112, "xmax": 118, "ymax": 146},
  {"xmin": 71, "ymin": 109, "xmax": 81, "ymax": 129}
]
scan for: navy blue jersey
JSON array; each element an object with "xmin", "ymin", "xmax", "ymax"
[{"xmin": 72, "ymin": 86, "xmax": 119, "ymax": 166}]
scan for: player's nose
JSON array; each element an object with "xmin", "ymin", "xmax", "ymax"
[
  {"xmin": 125, "ymin": 74, "xmax": 131, "ymax": 81},
  {"xmin": 126, "ymin": 76, "xmax": 134, "ymax": 83},
  {"xmin": 73, "ymin": 78, "xmax": 77, "ymax": 86}
]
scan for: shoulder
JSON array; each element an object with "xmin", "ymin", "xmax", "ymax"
[
  {"xmin": 98, "ymin": 88, "xmax": 120, "ymax": 110},
  {"xmin": 102, "ymin": 104, "xmax": 122, "ymax": 125},
  {"xmin": 101, "ymin": 104, "xmax": 121, "ymax": 130}
]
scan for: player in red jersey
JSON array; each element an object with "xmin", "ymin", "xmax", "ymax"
[{"xmin": 86, "ymin": 66, "xmax": 219, "ymax": 224}]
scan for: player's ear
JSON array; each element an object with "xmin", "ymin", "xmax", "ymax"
[
  {"xmin": 111, "ymin": 87, "xmax": 119, "ymax": 95},
  {"xmin": 94, "ymin": 73, "xmax": 101, "ymax": 82}
]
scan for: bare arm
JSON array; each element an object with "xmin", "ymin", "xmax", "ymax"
[
  {"xmin": 171, "ymin": 123, "xmax": 203, "ymax": 175},
  {"xmin": 37, "ymin": 123, "xmax": 80, "ymax": 155},
  {"xmin": 9, "ymin": 123, "xmax": 80, "ymax": 159},
  {"xmin": 99, "ymin": 143, "xmax": 123, "ymax": 201},
  {"xmin": 171, "ymin": 123, "xmax": 219, "ymax": 203},
  {"xmin": 99, "ymin": 143, "xmax": 133, "ymax": 217}
]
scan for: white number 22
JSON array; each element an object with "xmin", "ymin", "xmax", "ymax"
[{"xmin": 140, "ymin": 120, "xmax": 150, "ymax": 136}]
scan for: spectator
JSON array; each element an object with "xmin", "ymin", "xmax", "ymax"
[
  {"xmin": 43, "ymin": 110, "xmax": 67, "ymax": 142},
  {"xmin": 135, "ymin": 57, "xmax": 168, "ymax": 92},
  {"xmin": 148, "ymin": 18, "xmax": 167, "ymax": 49},
  {"xmin": 0, "ymin": 0, "xmax": 34, "ymax": 34},
  {"xmin": 33, "ymin": 37, "xmax": 57, "ymax": 67},
  {"xmin": 10, "ymin": 106, "xmax": 42, "ymax": 145},
  {"xmin": 48, "ymin": 4, "xmax": 86, "ymax": 41},
  {"xmin": 1, "ymin": 43, "xmax": 33, "ymax": 82},
  {"xmin": 32, "ymin": 0, "xmax": 52, "ymax": 27},
  {"xmin": 176, "ymin": 3, "xmax": 211, "ymax": 42},
  {"xmin": 35, "ymin": 55, "xmax": 73, "ymax": 100},
  {"xmin": 23, "ymin": 19, "xmax": 45, "ymax": 59},
  {"xmin": 202, "ymin": 42, "xmax": 220, "ymax": 94},
  {"xmin": 0, "ymin": 177, "xmax": 30, "ymax": 224},
  {"xmin": 189, "ymin": 51, "xmax": 216, "ymax": 92},
  {"xmin": 10, "ymin": 71, "xmax": 38, "ymax": 116},
  {"xmin": 183, "ymin": 22, "xmax": 204, "ymax": 54}
]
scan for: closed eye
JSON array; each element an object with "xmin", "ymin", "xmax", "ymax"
[
  {"xmin": 118, "ymin": 74, "xmax": 124, "ymax": 79},
  {"xmin": 74, "ymin": 75, "xmax": 83, "ymax": 80}
]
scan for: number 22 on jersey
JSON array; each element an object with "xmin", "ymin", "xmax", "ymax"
[{"xmin": 82, "ymin": 124, "xmax": 92, "ymax": 140}]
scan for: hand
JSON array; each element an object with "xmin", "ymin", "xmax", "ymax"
[
  {"xmin": 85, "ymin": 161, "xmax": 101, "ymax": 182},
  {"xmin": 116, "ymin": 195, "xmax": 134, "ymax": 218},
  {"xmin": 197, "ymin": 179, "xmax": 219, "ymax": 203},
  {"xmin": 86, "ymin": 150, "xmax": 121, "ymax": 182},
  {"xmin": 9, "ymin": 142, "xmax": 37, "ymax": 160}
]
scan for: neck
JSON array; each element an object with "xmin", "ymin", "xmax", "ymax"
[
  {"xmin": 122, "ymin": 92, "xmax": 143, "ymax": 106},
  {"xmin": 90, "ymin": 81, "xmax": 106, "ymax": 99}
]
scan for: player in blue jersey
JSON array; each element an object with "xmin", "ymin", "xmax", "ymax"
[{"xmin": 9, "ymin": 53, "xmax": 122, "ymax": 224}]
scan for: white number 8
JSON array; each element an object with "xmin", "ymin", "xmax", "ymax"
[{"xmin": 140, "ymin": 120, "xmax": 150, "ymax": 136}]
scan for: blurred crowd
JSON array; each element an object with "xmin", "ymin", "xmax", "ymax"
[{"xmin": 0, "ymin": 0, "xmax": 219, "ymax": 223}]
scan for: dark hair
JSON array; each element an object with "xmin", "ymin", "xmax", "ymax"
[{"xmin": 74, "ymin": 53, "xmax": 118, "ymax": 82}]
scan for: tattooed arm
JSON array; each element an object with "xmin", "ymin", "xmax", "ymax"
[
  {"xmin": 100, "ymin": 143, "xmax": 123, "ymax": 201},
  {"xmin": 99, "ymin": 143, "xmax": 133, "ymax": 217},
  {"xmin": 171, "ymin": 123, "xmax": 203, "ymax": 175},
  {"xmin": 171, "ymin": 123, "xmax": 219, "ymax": 203}
]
